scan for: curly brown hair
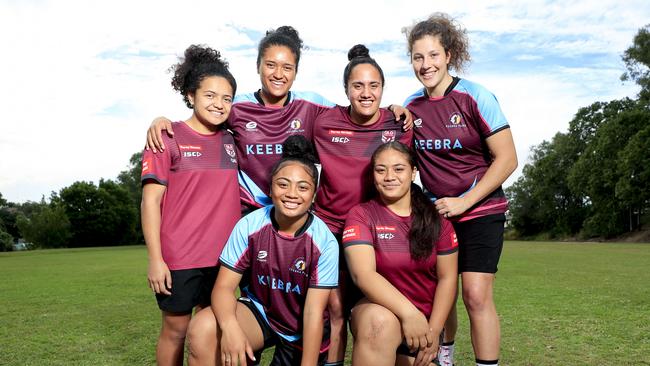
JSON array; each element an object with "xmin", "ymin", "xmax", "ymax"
[
  {"xmin": 402, "ymin": 12, "xmax": 471, "ymax": 74},
  {"xmin": 170, "ymin": 45, "xmax": 237, "ymax": 109}
]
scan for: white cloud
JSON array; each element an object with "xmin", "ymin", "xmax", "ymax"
[{"xmin": 0, "ymin": 0, "xmax": 647, "ymax": 202}]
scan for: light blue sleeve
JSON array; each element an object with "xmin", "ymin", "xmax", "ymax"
[{"xmin": 308, "ymin": 219, "xmax": 339, "ymax": 288}]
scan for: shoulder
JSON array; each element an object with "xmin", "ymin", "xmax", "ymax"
[
  {"xmin": 233, "ymin": 92, "xmax": 259, "ymax": 105},
  {"xmin": 291, "ymin": 91, "xmax": 335, "ymax": 108},
  {"xmin": 237, "ymin": 206, "xmax": 273, "ymax": 234},
  {"xmin": 307, "ymin": 214, "xmax": 338, "ymax": 248},
  {"xmin": 404, "ymin": 88, "xmax": 427, "ymax": 107},
  {"xmin": 453, "ymin": 79, "xmax": 499, "ymax": 103}
]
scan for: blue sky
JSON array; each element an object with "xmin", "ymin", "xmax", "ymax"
[{"xmin": 0, "ymin": 0, "xmax": 647, "ymax": 203}]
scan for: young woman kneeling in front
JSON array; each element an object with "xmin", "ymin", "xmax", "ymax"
[
  {"xmin": 186, "ymin": 135, "xmax": 339, "ymax": 366},
  {"xmin": 344, "ymin": 142, "xmax": 458, "ymax": 366}
]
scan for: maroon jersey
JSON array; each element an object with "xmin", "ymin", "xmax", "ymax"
[
  {"xmin": 141, "ymin": 122, "xmax": 241, "ymax": 270},
  {"xmin": 220, "ymin": 206, "xmax": 338, "ymax": 342},
  {"xmin": 312, "ymin": 106, "xmax": 413, "ymax": 234},
  {"xmin": 342, "ymin": 199, "xmax": 458, "ymax": 317},
  {"xmin": 231, "ymin": 91, "xmax": 333, "ymax": 207},
  {"xmin": 404, "ymin": 78, "xmax": 510, "ymax": 221}
]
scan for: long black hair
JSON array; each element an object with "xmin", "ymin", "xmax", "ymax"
[
  {"xmin": 371, "ymin": 142, "xmax": 441, "ymax": 260},
  {"xmin": 170, "ymin": 44, "xmax": 237, "ymax": 109}
]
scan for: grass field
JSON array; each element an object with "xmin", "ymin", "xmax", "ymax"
[{"xmin": 1, "ymin": 242, "xmax": 649, "ymax": 365}]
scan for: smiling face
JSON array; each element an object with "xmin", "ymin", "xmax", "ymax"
[
  {"xmin": 346, "ymin": 63, "xmax": 383, "ymax": 125},
  {"xmin": 187, "ymin": 76, "xmax": 233, "ymax": 133},
  {"xmin": 270, "ymin": 162, "xmax": 316, "ymax": 230},
  {"xmin": 411, "ymin": 35, "xmax": 453, "ymax": 97},
  {"xmin": 258, "ymin": 45, "xmax": 297, "ymax": 106},
  {"xmin": 373, "ymin": 147, "xmax": 416, "ymax": 204}
]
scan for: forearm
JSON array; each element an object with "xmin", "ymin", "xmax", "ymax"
[
  {"xmin": 212, "ymin": 285, "xmax": 239, "ymax": 328},
  {"xmin": 300, "ymin": 305, "xmax": 325, "ymax": 366},
  {"xmin": 141, "ymin": 199, "xmax": 163, "ymax": 261},
  {"xmin": 427, "ymin": 275, "xmax": 457, "ymax": 334}
]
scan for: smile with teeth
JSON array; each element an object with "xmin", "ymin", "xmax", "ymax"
[
  {"xmin": 282, "ymin": 201, "xmax": 300, "ymax": 209},
  {"xmin": 359, "ymin": 100, "xmax": 374, "ymax": 107}
]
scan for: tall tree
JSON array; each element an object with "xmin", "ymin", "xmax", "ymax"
[
  {"xmin": 117, "ymin": 152, "xmax": 143, "ymax": 242},
  {"xmin": 622, "ymin": 24, "xmax": 650, "ymax": 101}
]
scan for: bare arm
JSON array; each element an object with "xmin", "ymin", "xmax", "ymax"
[
  {"xmin": 145, "ymin": 117, "xmax": 174, "ymax": 153},
  {"xmin": 141, "ymin": 183, "xmax": 171, "ymax": 295},
  {"xmin": 345, "ymin": 245, "xmax": 434, "ymax": 351},
  {"xmin": 435, "ymin": 128, "xmax": 518, "ymax": 217},
  {"xmin": 212, "ymin": 267, "xmax": 255, "ymax": 366},
  {"xmin": 300, "ymin": 288, "xmax": 331, "ymax": 366}
]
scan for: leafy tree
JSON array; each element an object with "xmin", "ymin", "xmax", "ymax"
[
  {"xmin": 615, "ymin": 123, "xmax": 650, "ymax": 230},
  {"xmin": 16, "ymin": 204, "xmax": 72, "ymax": 248},
  {"xmin": 0, "ymin": 192, "xmax": 6, "ymax": 207},
  {"xmin": 622, "ymin": 24, "xmax": 650, "ymax": 101},
  {"xmin": 506, "ymin": 133, "xmax": 587, "ymax": 237},
  {"xmin": 58, "ymin": 180, "xmax": 137, "ymax": 247},
  {"xmin": 568, "ymin": 105, "xmax": 650, "ymax": 237},
  {"xmin": 0, "ymin": 227, "xmax": 13, "ymax": 252},
  {"xmin": 117, "ymin": 152, "xmax": 143, "ymax": 242}
]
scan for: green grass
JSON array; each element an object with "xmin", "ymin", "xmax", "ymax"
[{"xmin": 1, "ymin": 242, "xmax": 649, "ymax": 365}]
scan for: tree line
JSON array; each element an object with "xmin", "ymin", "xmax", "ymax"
[
  {"xmin": 505, "ymin": 25, "xmax": 650, "ymax": 239},
  {"xmin": 0, "ymin": 153, "xmax": 143, "ymax": 251}
]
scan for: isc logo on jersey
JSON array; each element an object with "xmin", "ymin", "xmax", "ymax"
[
  {"xmin": 180, "ymin": 144, "xmax": 202, "ymax": 157},
  {"xmin": 413, "ymin": 118, "xmax": 423, "ymax": 128},
  {"xmin": 376, "ymin": 225, "xmax": 396, "ymax": 240},
  {"xmin": 329, "ymin": 130, "xmax": 353, "ymax": 144}
]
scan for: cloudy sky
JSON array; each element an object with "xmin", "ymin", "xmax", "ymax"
[{"xmin": 1, "ymin": 0, "xmax": 647, "ymax": 203}]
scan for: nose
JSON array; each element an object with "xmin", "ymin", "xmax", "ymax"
[
  {"xmin": 360, "ymin": 85, "xmax": 371, "ymax": 98},
  {"xmin": 212, "ymin": 97, "xmax": 223, "ymax": 109},
  {"xmin": 272, "ymin": 66, "xmax": 283, "ymax": 79},
  {"xmin": 384, "ymin": 169, "xmax": 395, "ymax": 181},
  {"xmin": 422, "ymin": 55, "xmax": 433, "ymax": 70},
  {"xmin": 285, "ymin": 185, "xmax": 298, "ymax": 198}
]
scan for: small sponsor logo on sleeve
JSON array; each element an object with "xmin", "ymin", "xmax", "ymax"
[
  {"xmin": 142, "ymin": 158, "xmax": 151, "ymax": 174},
  {"xmin": 342, "ymin": 226, "xmax": 360, "ymax": 242}
]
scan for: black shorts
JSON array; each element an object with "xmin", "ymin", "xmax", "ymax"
[
  {"xmin": 155, "ymin": 266, "xmax": 218, "ymax": 314},
  {"xmin": 238, "ymin": 297, "xmax": 329, "ymax": 366},
  {"xmin": 452, "ymin": 213, "xmax": 506, "ymax": 273}
]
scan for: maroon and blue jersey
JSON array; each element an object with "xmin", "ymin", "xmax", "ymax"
[
  {"xmin": 141, "ymin": 122, "xmax": 241, "ymax": 270},
  {"xmin": 230, "ymin": 91, "xmax": 334, "ymax": 208},
  {"xmin": 312, "ymin": 106, "xmax": 413, "ymax": 234},
  {"xmin": 342, "ymin": 199, "xmax": 458, "ymax": 317},
  {"xmin": 219, "ymin": 205, "xmax": 339, "ymax": 342},
  {"xmin": 404, "ymin": 78, "xmax": 510, "ymax": 221}
]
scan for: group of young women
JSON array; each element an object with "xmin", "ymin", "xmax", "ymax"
[{"xmin": 141, "ymin": 12, "xmax": 517, "ymax": 366}]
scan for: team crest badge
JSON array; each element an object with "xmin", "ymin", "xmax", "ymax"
[
  {"xmin": 449, "ymin": 113, "xmax": 462, "ymax": 125},
  {"xmin": 290, "ymin": 119, "xmax": 302, "ymax": 130},
  {"xmin": 289, "ymin": 257, "xmax": 307, "ymax": 276},
  {"xmin": 223, "ymin": 144, "xmax": 236, "ymax": 162},
  {"xmin": 381, "ymin": 130, "xmax": 396, "ymax": 143}
]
